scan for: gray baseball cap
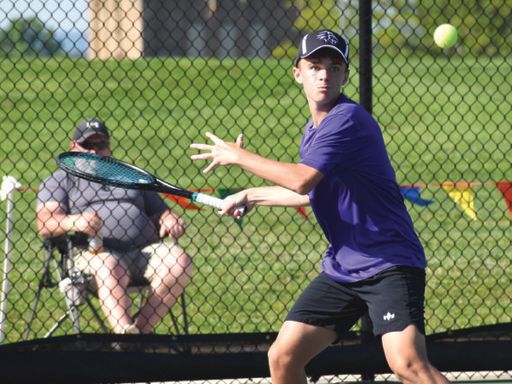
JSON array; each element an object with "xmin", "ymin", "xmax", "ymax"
[
  {"xmin": 295, "ymin": 29, "xmax": 350, "ymax": 67},
  {"xmin": 72, "ymin": 119, "xmax": 110, "ymax": 143}
]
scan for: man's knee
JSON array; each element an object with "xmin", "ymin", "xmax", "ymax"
[
  {"xmin": 161, "ymin": 249, "xmax": 192, "ymax": 281},
  {"xmin": 382, "ymin": 324, "xmax": 437, "ymax": 381},
  {"xmin": 387, "ymin": 353, "xmax": 429, "ymax": 379},
  {"xmin": 268, "ymin": 341, "xmax": 290, "ymax": 371}
]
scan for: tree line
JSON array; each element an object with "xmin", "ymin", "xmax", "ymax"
[
  {"xmin": 1, "ymin": 0, "xmax": 510, "ymax": 58},
  {"xmin": 0, "ymin": 17, "xmax": 65, "ymax": 57}
]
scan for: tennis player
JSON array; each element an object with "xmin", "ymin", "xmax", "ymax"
[{"xmin": 191, "ymin": 30, "xmax": 449, "ymax": 383}]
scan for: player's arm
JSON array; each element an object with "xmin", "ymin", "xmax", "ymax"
[
  {"xmin": 228, "ymin": 151, "xmax": 321, "ymax": 195},
  {"xmin": 220, "ymin": 185, "xmax": 310, "ymax": 217},
  {"xmin": 191, "ymin": 132, "xmax": 323, "ymax": 194}
]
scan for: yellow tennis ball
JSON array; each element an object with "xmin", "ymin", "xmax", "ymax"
[{"xmin": 434, "ymin": 24, "xmax": 458, "ymax": 48}]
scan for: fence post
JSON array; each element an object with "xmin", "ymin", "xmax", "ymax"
[
  {"xmin": 0, "ymin": 176, "xmax": 20, "ymax": 343},
  {"xmin": 358, "ymin": 0, "xmax": 375, "ymax": 382},
  {"xmin": 359, "ymin": 0, "xmax": 372, "ymax": 114}
]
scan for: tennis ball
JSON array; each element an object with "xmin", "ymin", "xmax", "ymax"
[{"xmin": 434, "ymin": 24, "xmax": 458, "ymax": 48}]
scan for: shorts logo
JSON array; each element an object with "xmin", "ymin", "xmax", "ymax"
[{"xmin": 383, "ymin": 312, "xmax": 395, "ymax": 321}]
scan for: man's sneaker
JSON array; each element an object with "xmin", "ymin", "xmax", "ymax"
[{"xmin": 122, "ymin": 323, "xmax": 140, "ymax": 334}]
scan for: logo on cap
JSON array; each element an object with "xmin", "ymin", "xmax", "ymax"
[
  {"xmin": 317, "ymin": 31, "xmax": 339, "ymax": 45},
  {"xmin": 87, "ymin": 120, "xmax": 102, "ymax": 129}
]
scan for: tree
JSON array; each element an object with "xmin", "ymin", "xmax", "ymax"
[
  {"xmin": 414, "ymin": 0, "xmax": 512, "ymax": 56},
  {"xmin": 293, "ymin": 0, "xmax": 342, "ymax": 33},
  {"xmin": 372, "ymin": 0, "xmax": 511, "ymax": 57},
  {"xmin": 0, "ymin": 16, "xmax": 65, "ymax": 57}
]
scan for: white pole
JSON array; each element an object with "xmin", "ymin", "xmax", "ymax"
[{"xmin": 0, "ymin": 176, "xmax": 20, "ymax": 343}]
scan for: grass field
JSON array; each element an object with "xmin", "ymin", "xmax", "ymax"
[{"xmin": 0, "ymin": 54, "xmax": 510, "ymax": 343}]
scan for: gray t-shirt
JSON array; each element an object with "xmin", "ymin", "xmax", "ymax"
[{"xmin": 38, "ymin": 170, "xmax": 168, "ymax": 251}]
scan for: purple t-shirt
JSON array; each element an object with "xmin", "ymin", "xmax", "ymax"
[{"xmin": 300, "ymin": 94, "xmax": 426, "ymax": 282}]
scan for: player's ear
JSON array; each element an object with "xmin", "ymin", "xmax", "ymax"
[
  {"xmin": 341, "ymin": 67, "xmax": 350, "ymax": 86},
  {"xmin": 293, "ymin": 66, "xmax": 303, "ymax": 84}
]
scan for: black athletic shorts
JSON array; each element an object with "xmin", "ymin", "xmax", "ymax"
[{"xmin": 285, "ymin": 266, "xmax": 426, "ymax": 338}]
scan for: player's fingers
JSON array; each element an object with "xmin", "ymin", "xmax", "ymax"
[
  {"xmin": 190, "ymin": 143, "xmax": 213, "ymax": 151},
  {"xmin": 191, "ymin": 153, "xmax": 213, "ymax": 160},
  {"xmin": 219, "ymin": 206, "xmax": 244, "ymax": 219},
  {"xmin": 203, "ymin": 162, "xmax": 217, "ymax": 173},
  {"xmin": 236, "ymin": 133, "xmax": 244, "ymax": 148},
  {"xmin": 234, "ymin": 206, "xmax": 246, "ymax": 219},
  {"xmin": 205, "ymin": 132, "xmax": 224, "ymax": 144},
  {"xmin": 219, "ymin": 201, "xmax": 234, "ymax": 215}
]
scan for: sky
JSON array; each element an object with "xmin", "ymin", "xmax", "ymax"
[{"xmin": 0, "ymin": 0, "xmax": 88, "ymax": 31}]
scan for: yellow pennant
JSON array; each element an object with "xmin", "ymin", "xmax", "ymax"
[{"xmin": 442, "ymin": 184, "xmax": 477, "ymax": 220}]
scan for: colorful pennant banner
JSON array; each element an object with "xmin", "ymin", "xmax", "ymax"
[
  {"xmin": 12, "ymin": 179, "xmax": 512, "ymax": 222},
  {"xmin": 400, "ymin": 180, "xmax": 511, "ymax": 220},
  {"xmin": 160, "ymin": 181, "xmax": 512, "ymax": 222}
]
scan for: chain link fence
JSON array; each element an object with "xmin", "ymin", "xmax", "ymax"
[{"xmin": 0, "ymin": 0, "xmax": 511, "ymax": 382}]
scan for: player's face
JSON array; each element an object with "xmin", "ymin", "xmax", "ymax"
[
  {"xmin": 71, "ymin": 134, "xmax": 111, "ymax": 155},
  {"xmin": 294, "ymin": 53, "xmax": 348, "ymax": 110}
]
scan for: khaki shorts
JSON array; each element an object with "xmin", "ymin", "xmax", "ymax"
[{"xmin": 74, "ymin": 241, "xmax": 177, "ymax": 284}]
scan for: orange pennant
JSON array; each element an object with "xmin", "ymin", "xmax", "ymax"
[
  {"xmin": 295, "ymin": 207, "xmax": 309, "ymax": 220},
  {"xmin": 162, "ymin": 194, "xmax": 202, "ymax": 210}
]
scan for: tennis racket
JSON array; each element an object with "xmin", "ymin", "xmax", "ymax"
[{"xmin": 57, "ymin": 151, "xmax": 238, "ymax": 212}]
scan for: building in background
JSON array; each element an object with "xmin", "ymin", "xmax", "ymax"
[
  {"xmin": 89, "ymin": 0, "xmax": 144, "ymax": 59},
  {"xmin": 88, "ymin": 0, "xmax": 298, "ymax": 60}
]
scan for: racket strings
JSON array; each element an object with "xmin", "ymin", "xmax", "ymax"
[{"xmin": 60, "ymin": 153, "xmax": 154, "ymax": 186}]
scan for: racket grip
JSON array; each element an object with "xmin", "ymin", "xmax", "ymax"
[
  {"xmin": 193, "ymin": 192, "xmax": 246, "ymax": 217},
  {"xmin": 192, "ymin": 192, "xmax": 225, "ymax": 210}
]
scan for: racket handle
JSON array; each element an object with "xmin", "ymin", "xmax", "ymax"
[
  {"xmin": 192, "ymin": 192, "xmax": 225, "ymax": 210},
  {"xmin": 192, "ymin": 192, "xmax": 246, "ymax": 217}
]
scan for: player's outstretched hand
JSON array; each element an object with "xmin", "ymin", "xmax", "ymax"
[{"xmin": 190, "ymin": 132, "xmax": 244, "ymax": 173}]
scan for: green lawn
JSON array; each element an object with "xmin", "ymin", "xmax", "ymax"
[{"xmin": 0, "ymin": 54, "xmax": 510, "ymax": 343}]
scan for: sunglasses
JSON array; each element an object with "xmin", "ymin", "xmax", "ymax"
[{"xmin": 80, "ymin": 141, "xmax": 110, "ymax": 151}]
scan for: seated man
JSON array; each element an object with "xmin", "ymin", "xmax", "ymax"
[{"xmin": 36, "ymin": 118, "xmax": 192, "ymax": 334}]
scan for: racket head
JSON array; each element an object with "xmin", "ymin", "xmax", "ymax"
[{"xmin": 57, "ymin": 152, "xmax": 157, "ymax": 190}]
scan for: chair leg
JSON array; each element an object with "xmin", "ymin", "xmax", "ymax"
[
  {"xmin": 24, "ymin": 247, "xmax": 57, "ymax": 340},
  {"xmin": 42, "ymin": 280, "xmax": 84, "ymax": 337},
  {"xmin": 170, "ymin": 293, "xmax": 189, "ymax": 335},
  {"xmin": 66, "ymin": 295, "xmax": 82, "ymax": 334},
  {"xmin": 44, "ymin": 309, "xmax": 78, "ymax": 338},
  {"xmin": 179, "ymin": 293, "xmax": 189, "ymax": 335},
  {"xmin": 26, "ymin": 240, "xmax": 88, "ymax": 338}
]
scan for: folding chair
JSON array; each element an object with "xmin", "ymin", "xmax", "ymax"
[{"xmin": 24, "ymin": 234, "xmax": 189, "ymax": 340}]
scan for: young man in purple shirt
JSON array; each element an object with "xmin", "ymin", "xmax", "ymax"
[{"xmin": 191, "ymin": 30, "xmax": 448, "ymax": 383}]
